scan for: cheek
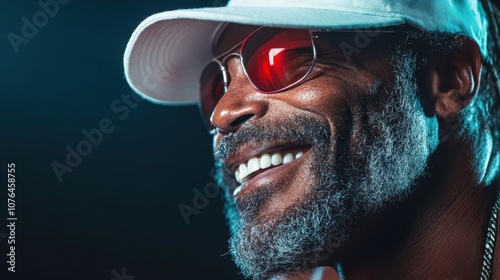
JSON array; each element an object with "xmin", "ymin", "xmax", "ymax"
[
  {"xmin": 286, "ymin": 67, "xmax": 382, "ymax": 115},
  {"xmin": 287, "ymin": 78, "xmax": 345, "ymax": 118},
  {"xmin": 283, "ymin": 72, "xmax": 388, "ymax": 162},
  {"xmin": 285, "ymin": 75, "xmax": 359, "ymax": 136},
  {"xmin": 295, "ymin": 88, "xmax": 322, "ymax": 104}
]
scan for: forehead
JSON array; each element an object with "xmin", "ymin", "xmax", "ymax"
[{"xmin": 212, "ymin": 23, "xmax": 261, "ymax": 57}]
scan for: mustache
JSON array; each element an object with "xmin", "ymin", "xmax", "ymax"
[{"xmin": 214, "ymin": 115, "xmax": 331, "ymax": 162}]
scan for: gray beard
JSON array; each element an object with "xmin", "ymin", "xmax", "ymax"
[{"xmin": 213, "ymin": 49, "xmax": 439, "ymax": 279}]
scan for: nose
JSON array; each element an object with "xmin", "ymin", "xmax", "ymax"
[{"xmin": 210, "ymin": 57, "xmax": 268, "ymax": 134}]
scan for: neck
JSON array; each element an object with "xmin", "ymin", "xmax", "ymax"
[{"xmin": 335, "ymin": 136, "xmax": 499, "ymax": 279}]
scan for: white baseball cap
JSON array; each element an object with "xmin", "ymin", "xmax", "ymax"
[{"xmin": 123, "ymin": 0, "xmax": 489, "ymax": 105}]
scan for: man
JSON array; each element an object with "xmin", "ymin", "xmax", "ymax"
[{"xmin": 124, "ymin": 0, "xmax": 500, "ymax": 279}]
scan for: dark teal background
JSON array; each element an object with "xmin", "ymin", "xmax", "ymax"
[{"xmin": 1, "ymin": 0, "xmax": 239, "ymax": 279}]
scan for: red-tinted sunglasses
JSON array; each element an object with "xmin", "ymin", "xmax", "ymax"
[
  {"xmin": 199, "ymin": 27, "xmax": 319, "ymax": 131},
  {"xmin": 198, "ymin": 26, "xmax": 410, "ymax": 132}
]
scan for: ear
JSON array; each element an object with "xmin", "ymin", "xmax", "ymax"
[{"xmin": 424, "ymin": 36, "xmax": 482, "ymax": 118}]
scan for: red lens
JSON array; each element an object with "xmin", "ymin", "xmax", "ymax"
[
  {"xmin": 242, "ymin": 28, "xmax": 314, "ymax": 92},
  {"xmin": 199, "ymin": 27, "xmax": 315, "ymax": 131},
  {"xmin": 199, "ymin": 61, "xmax": 225, "ymax": 128}
]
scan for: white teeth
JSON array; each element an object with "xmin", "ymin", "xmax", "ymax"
[
  {"xmin": 238, "ymin": 164, "xmax": 248, "ymax": 182},
  {"xmin": 247, "ymin": 158, "xmax": 260, "ymax": 174},
  {"xmin": 271, "ymin": 153, "xmax": 283, "ymax": 166},
  {"xmin": 234, "ymin": 150, "xmax": 307, "ymax": 186},
  {"xmin": 260, "ymin": 154, "xmax": 272, "ymax": 169},
  {"xmin": 283, "ymin": 153, "xmax": 294, "ymax": 164},
  {"xmin": 233, "ymin": 185, "xmax": 242, "ymax": 196}
]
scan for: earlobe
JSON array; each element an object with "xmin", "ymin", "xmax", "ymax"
[{"xmin": 426, "ymin": 36, "xmax": 482, "ymax": 118}]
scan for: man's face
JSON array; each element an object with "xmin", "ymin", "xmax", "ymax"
[{"xmin": 210, "ymin": 25, "xmax": 439, "ymax": 278}]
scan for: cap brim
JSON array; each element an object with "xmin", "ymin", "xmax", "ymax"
[{"xmin": 124, "ymin": 6, "xmax": 405, "ymax": 105}]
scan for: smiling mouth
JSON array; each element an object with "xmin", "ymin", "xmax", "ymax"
[{"xmin": 233, "ymin": 146, "xmax": 310, "ymax": 186}]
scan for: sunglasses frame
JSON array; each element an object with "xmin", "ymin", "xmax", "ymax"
[
  {"xmin": 200, "ymin": 26, "xmax": 416, "ymax": 133},
  {"xmin": 210, "ymin": 26, "xmax": 318, "ymax": 95}
]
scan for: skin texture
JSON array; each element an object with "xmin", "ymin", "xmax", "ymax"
[{"xmin": 209, "ymin": 24, "xmax": 499, "ymax": 279}]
